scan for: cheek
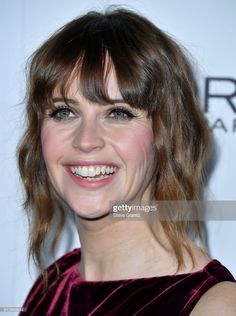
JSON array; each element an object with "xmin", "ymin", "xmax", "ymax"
[
  {"xmin": 110, "ymin": 125, "xmax": 155, "ymax": 163},
  {"xmin": 40, "ymin": 123, "xmax": 62, "ymax": 162}
]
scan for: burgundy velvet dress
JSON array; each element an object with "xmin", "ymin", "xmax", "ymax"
[{"xmin": 20, "ymin": 248, "xmax": 235, "ymax": 316}]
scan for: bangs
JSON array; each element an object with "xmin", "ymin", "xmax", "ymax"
[{"xmin": 30, "ymin": 10, "xmax": 164, "ymax": 116}]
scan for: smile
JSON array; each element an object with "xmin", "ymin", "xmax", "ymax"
[{"xmin": 70, "ymin": 165, "xmax": 117, "ymax": 181}]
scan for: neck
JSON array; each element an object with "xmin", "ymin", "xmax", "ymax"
[{"xmin": 75, "ymin": 215, "xmax": 174, "ymax": 281}]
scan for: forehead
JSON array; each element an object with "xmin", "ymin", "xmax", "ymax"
[{"xmin": 53, "ymin": 66, "xmax": 122, "ymax": 100}]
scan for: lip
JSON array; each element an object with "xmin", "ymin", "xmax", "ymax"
[{"xmin": 64, "ymin": 160, "xmax": 120, "ymax": 189}]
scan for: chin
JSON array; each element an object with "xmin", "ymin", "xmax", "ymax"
[
  {"xmin": 76, "ymin": 211, "xmax": 110, "ymax": 221},
  {"xmin": 71, "ymin": 203, "xmax": 111, "ymax": 221}
]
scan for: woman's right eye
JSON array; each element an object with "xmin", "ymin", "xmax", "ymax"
[{"xmin": 49, "ymin": 107, "xmax": 76, "ymax": 121}]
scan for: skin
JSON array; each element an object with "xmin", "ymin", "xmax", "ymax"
[
  {"xmin": 190, "ymin": 281, "xmax": 236, "ymax": 315},
  {"xmin": 41, "ymin": 68, "xmax": 236, "ymax": 314}
]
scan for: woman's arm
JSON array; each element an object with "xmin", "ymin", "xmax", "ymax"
[{"xmin": 190, "ymin": 281, "xmax": 236, "ymax": 315}]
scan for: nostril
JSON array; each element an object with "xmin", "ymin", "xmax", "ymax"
[{"xmin": 72, "ymin": 124, "xmax": 105, "ymax": 152}]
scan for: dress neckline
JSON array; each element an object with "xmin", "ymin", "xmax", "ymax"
[{"xmin": 72, "ymin": 248, "xmax": 217, "ymax": 284}]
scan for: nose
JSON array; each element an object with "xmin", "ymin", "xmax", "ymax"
[{"xmin": 72, "ymin": 119, "xmax": 105, "ymax": 153}]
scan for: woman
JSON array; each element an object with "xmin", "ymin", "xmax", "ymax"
[{"xmin": 18, "ymin": 7, "xmax": 236, "ymax": 315}]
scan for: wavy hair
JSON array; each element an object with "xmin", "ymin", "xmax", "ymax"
[{"xmin": 18, "ymin": 7, "xmax": 212, "ymax": 275}]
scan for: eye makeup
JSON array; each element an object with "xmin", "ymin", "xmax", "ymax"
[
  {"xmin": 45, "ymin": 96, "xmax": 144, "ymax": 122},
  {"xmin": 106, "ymin": 106, "xmax": 137, "ymax": 120},
  {"xmin": 49, "ymin": 105, "xmax": 75, "ymax": 121}
]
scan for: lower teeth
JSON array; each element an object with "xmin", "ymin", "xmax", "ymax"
[
  {"xmin": 73, "ymin": 173, "xmax": 114, "ymax": 181},
  {"xmin": 85, "ymin": 174, "xmax": 111, "ymax": 181}
]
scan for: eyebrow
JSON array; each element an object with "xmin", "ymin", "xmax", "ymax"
[{"xmin": 52, "ymin": 97, "xmax": 125, "ymax": 105}]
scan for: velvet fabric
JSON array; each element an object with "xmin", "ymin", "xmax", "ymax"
[{"xmin": 20, "ymin": 248, "xmax": 235, "ymax": 316}]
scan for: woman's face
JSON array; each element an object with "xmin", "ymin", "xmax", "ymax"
[{"xmin": 41, "ymin": 69, "xmax": 156, "ymax": 219}]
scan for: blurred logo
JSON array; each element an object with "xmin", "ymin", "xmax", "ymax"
[{"xmin": 204, "ymin": 77, "xmax": 236, "ymax": 133}]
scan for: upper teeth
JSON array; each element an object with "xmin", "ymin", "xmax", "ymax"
[{"xmin": 70, "ymin": 165, "xmax": 117, "ymax": 177}]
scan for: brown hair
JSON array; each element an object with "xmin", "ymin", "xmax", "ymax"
[{"xmin": 18, "ymin": 7, "xmax": 212, "ymax": 275}]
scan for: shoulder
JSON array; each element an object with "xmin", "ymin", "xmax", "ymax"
[
  {"xmin": 21, "ymin": 248, "xmax": 80, "ymax": 313},
  {"xmin": 41, "ymin": 248, "xmax": 80, "ymax": 285},
  {"xmin": 190, "ymin": 281, "xmax": 236, "ymax": 315}
]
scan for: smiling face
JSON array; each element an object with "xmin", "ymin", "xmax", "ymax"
[{"xmin": 41, "ymin": 69, "xmax": 156, "ymax": 219}]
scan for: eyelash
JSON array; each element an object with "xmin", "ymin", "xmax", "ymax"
[
  {"xmin": 108, "ymin": 107, "xmax": 136, "ymax": 120},
  {"xmin": 48, "ymin": 106, "xmax": 137, "ymax": 121},
  {"xmin": 49, "ymin": 106, "xmax": 75, "ymax": 121}
]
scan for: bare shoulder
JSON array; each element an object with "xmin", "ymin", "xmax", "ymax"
[{"xmin": 190, "ymin": 281, "xmax": 236, "ymax": 315}]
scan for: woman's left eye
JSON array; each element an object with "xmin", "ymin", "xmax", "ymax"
[
  {"xmin": 108, "ymin": 108, "xmax": 136, "ymax": 120},
  {"xmin": 49, "ymin": 107, "xmax": 75, "ymax": 121}
]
